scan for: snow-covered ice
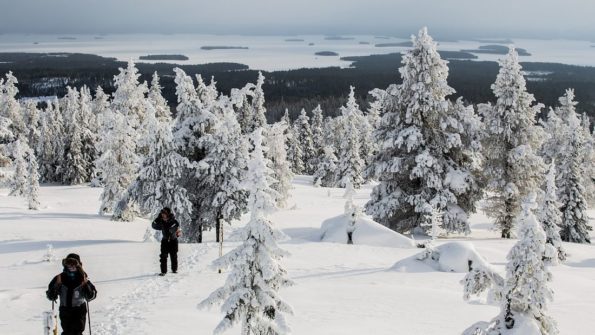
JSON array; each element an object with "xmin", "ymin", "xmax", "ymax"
[{"xmin": 0, "ymin": 177, "xmax": 594, "ymax": 334}]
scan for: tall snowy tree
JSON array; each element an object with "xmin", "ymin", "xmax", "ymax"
[
  {"xmin": 8, "ymin": 139, "xmax": 29, "ymax": 197},
  {"xmin": 37, "ymin": 106, "xmax": 56, "ymax": 182},
  {"xmin": 285, "ymin": 117, "xmax": 304, "ymax": 174},
  {"xmin": 313, "ymin": 145, "xmax": 338, "ymax": 187},
  {"xmin": 464, "ymin": 195, "xmax": 558, "ymax": 335},
  {"xmin": 199, "ymin": 128, "xmax": 293, "ymax": 335},
  {"xmin": 148, "ymin": 72, "xmax": 172, "ymax": 122},
  {"xmin": 47, "ymin": 99, "xmax": 66, "ymax": 182},
  {"xmin": 267, "ymin": 121, "xmax": 293, "ymax": 208},
  {"xmin": 480, "ymin": 47, "xmax": 545, "ymax": 238},
  {"xmin": 538, "ymin": 163, "xmax": 566, "ymax": 263},
  {"xmin": 336, "ymin": 86, "xmax": 365, "ymax": 189},
  {"xmin": 172, "ymin": 68, "xmax": 216, "ymax": 242},
  {"xmin": 111, "ymin": 60, "xmax": 148, "ymax": 130},
  {"xmin": 233, "ymin": 84, "xmax": 256, "ymax": 135},
  {"xmin": 96, "ymin": 108, "xmax": 139, "ymax": 215},
  {"xmin": 310, "ymin": 104, "xmax": 325, "ymax": 170},
  {"xmin": 293, "ymin": 109, "xmax": 316, "ymax": 174},
  {"xmin": 22, "ymin": 100, "xmax": 41, "ymax": 156},
  {"xmin": 62, "ymin": 87, "xmax": 91, "ymax": 185},
  {"xmin": 26, "ymin": 147, "xmax": 40, "ymax": 210},
  {"xmin": 196, "ymin": 104, "xmax": 249, "ymax": 242},
  {"xmin": 251, "ymin": 72, "xmax": 268, "ymax": 132},
  {"xmin": 0, "ymin": 72, "xmax": 26, "ymax": 139},
  {"xmin": 558, "ymin": 124, "xmax": 592, "ymax": 244},
  {"xmin": 366, "ymin": 28, "xmax": 483, "ymax": 235},
  {"xmin": 124, "ymin": 102, "xmax": 192, "ymax": 224},
  {"xmin": 91, "ymin": 87, "xmax": 110, "ymax": 186}
]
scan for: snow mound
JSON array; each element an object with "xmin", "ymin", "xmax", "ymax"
[
  {"xmin": 320, "ymin": 214, "xmax": 414, "ymax": 248},
  {"xmin": 414, "ymin": 242, "xmax": 490, "ymax": 273}
]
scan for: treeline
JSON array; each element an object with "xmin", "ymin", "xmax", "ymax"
[{"xmin": 1, "ymin": 52, "xmax": 595, "ymax": 124}]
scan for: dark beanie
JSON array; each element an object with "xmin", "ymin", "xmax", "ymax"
[{"xmin": 66, "ymin": 253, "xmax": 81, "ymax": 264}]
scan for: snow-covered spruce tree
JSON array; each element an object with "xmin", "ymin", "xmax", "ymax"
[
  {"xmin": 267, "ymin": 121, "xmax": 293, "ymax": 207},
  {"xmin": 27, "ymin": 147, "xmax": 40, "ymax": 210},
  {"xmin": 540, "ymin": 89, "xmax": 579, "ymax": 167},
  {"xmin": 36, "ymin": 106, "xmax": 55, "ymax": 182},
  {"xmin": 537, "ymin": 163, "xmax": 566, "ymax": 263},
  {"xmin": 366, "ymin": 28, "xmax": 483, "ymax": 235},
  {"xmin": 558, "ymin": 125, "xmax": 592, "ymax": 244},
  {"xmin": 47, "ymin": 99, "xmax": 66, "ymax": 182},
  {"xmin": 196, "ymin": 103, "xmax": 249, "ymax": 242},
  {"xmin": 463, "ymin": 195, "xmax": 558, "ymax": 335},
  {"xmin": 62, "ymin": 87, "xmax": 92, "ymax": 185},
  {"xmin": 286, "ymin": 117, "xmax": 304, "ymax": 174},
  {"xmin": 148, "ymin": 72, "xmax": 172, "ymax": 122},
  {"xmin": 199, "ymin": 128, "xmax": 293, "ymax": 335},
  {"xmin": 124, "ymin": 101, "xmax": 192, "ymax": 225},
  {"xmin": 579, "ymin": 113, "xmax": 595, "ymax": 204},
  {"xmin": 310, "ymin": 104, "xmax": 325, "ymax": 170},
  {"xmin": 172, "ymin": 67, "xmax": 216, "ymax": 242},
  {"xmin": 9, "ymin": 139, "xmax": 29, "ymax": 197},
  {"xmin": 97, "ymin": 108, "xmax": 139, "ymax": 215},
  {"xmin": 294, "ymin": 109, "xmax": 316, "ymax": 174},
  {"xmin": 336, "ymin": 86, "xmax": 365, "ymax": 189},
  {"xmin": 79, "ymin": 86, "xmax": 98, "ymax": 177},
  {"xmin": 112, "ymin": 60, "xmax": 148, "ymax": 161},
  {"xmin": 22, "ymin": 100, "xmax": 41, "ymax": 157},
  {"xmin": 480, "ymin": 47, "xmax": 545, "ymax": 238},
  {"xmin": 0, "ymin": 72, "xmax": 26, "ymax": 139},
  {"xmin": 251, "ymin": 72, "xmax": 268, "ymax": 132},
  {"xmin": 313, "ymin": 145, "xmax": 338, "ymax": 187},
  {"xmin": 91, "ymin": 87, "xmax": 110, "ymax": 186},
  {"xmin": 232, "ymin": 84, "xmax": 256, "ymax": 135}
]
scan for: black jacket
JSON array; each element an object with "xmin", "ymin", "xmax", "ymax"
[
  {"xmin": 152, "ymin": 216, "xmax": 180, "ymax": 241},
  {"xmin": 46, "ymin": 269, "xmax": 97, "ymax": 307}
]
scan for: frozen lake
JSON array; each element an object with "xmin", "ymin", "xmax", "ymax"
[{"xmin": 0, "ymin": 34, "xmax": 594, "ymax": 71}]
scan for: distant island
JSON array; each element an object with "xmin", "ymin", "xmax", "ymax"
[
  {"xmin": 374, "ymin": 36, "xmax": 391, "ymax": 40},
  {"xmin": 375, "ymin": 41, "xmax": 413, "ymax": 47},
  {"xmin": 462, "ymin": 44, "xmax": 531, "ymax": 56},
  {"xmin": 139, "ymin": 54, "xmax": 189, "ymax": 61},
  {"xmin": 324, "ymin": 36, "xmax": 354, "ymax": 41},
  {"xmin": 308, "ymin": 43, "xmax": 315, "ymax": 46},
  {"xmin": 359, "ymin": 41, "xmax": 371, "ymax": 45},
  {"xmin": 285, "ymin": 38, "xmax": 305, "ymax": 42},
  {"xmin": 201, "ymin": 46, "xmax": 249, "ymax": 50},
  {"xmin": 438, "ymin": 51, "xmax": 478, "ymax": 60},
  {"xmin": 473, "ymin": 38, "xmax": 514, "ymax": 44},
  {"xmin": 315, "ymin": 51, "xmax": 339, "ymax": 56},
  {"xmin": 57, "ymin": 37, "xmax": 77, "ymax": 40}
]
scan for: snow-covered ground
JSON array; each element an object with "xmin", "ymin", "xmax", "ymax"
[
  {"xmin": 1, "ymin": 176, "xmax": 594, "ymax": 334},
  {"xmin": 2, "ymin": 34, "xmax": 595, "ymax": 70}
]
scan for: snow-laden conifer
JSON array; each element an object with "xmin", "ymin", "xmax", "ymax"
[
  {"xmin": 172, "ymin": 68, "xmax": 216, "ymax": 242},
  {"xmin": 313, "ymin": 145, "xmax": 338, "ymax": 188},
  {"xmin": 480, "ymin": 48, "xmax": 545, "ymax": 238},
  {"xmin": 112, "ymin": 60, "xmax": 148, "ymax": 130},
  {"xmin": 125, "ymin": 101, "xmax": 192, "ymax": 224},
  {"xmin": 27, "ymin": 147, "xmax": 40, "ymax": 210},
  {"xmin": 199, "ymin": 128, "xmax": 293, "ymax": 335},
  {"xmin": 294, "ymin": 109, "xmax": 316, "ymax": 174},
  {"xmin": 196, "ymin": 102, "xmax": 249, "ymax": 241},
  {"xmin": 464, "ymin": 195, "xmax": 558, "ymax": 335},
  {"xmin": 537, "ymin": 163, "xmax": 566, "ymax": 262},
  {"xmin": 9, "ymin": 139, "xmax": 29, "ymax": 197},
  {"xmin": 558, "ymin": 124, "xmax": 592, "ymax": 244},
  {"xmin": 0, "ymin": 72, "xmax": 26, "ymax": 138},
  {"xmin": 148, "ymin": 72, "xmax": 172, "ymax": 122},
  {"xmin": 267, "ymin": 121, "xmax": 293, "ymax": 207},
  {"xmin": 337, "ymin": 86, "xmax": 365, "ymax": 189},
  {"xmin": 97, "ymin": 108, "xmax": 139, "ymax": 215},
  {"xmin": 22, "ymin": 100, "xmax": 41, "ymax": 156},
  {"xmin": 366, "ymin": 28, "xmax": 483, "ymax": 235}
]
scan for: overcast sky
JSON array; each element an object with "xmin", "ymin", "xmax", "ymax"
[{"xmin": 1, "ymin": 0, "xmax": 593, "ymax": 39}]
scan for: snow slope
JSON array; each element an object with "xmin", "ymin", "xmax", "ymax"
[{"xmin": 1, "ymin": 176, "xmax": 594, "ymax": 334}]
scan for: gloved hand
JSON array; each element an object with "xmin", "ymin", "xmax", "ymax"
[{"xmin": 46, "ymin": 288, "xmax": 58, "ymax": 301}]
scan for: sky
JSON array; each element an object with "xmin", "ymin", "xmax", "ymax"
[{"xmin": 0, "ymin": 0, "xmax": 594, "ymax": 40}]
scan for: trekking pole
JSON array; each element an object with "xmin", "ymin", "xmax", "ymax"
[
  {"xmin": 52, "ymin": 301, "xmax": 58, "ymax": 335},
  {"xmin": 218, "ymin": 218, "xmax": 223, "ymax": 273},
  {"xmin": 87, "ymin": 302, "xmax": 92, "ymax": 335}
]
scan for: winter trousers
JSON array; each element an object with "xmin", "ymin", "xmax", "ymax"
[
  {"xmin": 59, "ymin": 304, "xmax": 87, "ymax": 335},
  {"xmin": 160, "ymin": 238, "xmax": 178, "ymax": 274}
]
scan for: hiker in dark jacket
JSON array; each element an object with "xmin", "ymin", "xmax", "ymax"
[
  {"xmin": 46, "ymin": 253, "xmax": 97, "ymax": 335},
  {"xmin": 152, "ymin": 207, "xmax": 181, "ymax": 275}
]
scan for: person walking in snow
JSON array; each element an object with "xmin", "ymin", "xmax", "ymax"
[
  {"xmin": 46, "ymin": 253, "xmax": 97, "ymax": 335},
  {"xmin": 152, "ymin": 207, "xmax": 181, "ymax": 275}
]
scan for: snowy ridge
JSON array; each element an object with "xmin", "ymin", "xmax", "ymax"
[{"xmin": 94, "ymin": 243, "xmax": 212, "ymax": 335}]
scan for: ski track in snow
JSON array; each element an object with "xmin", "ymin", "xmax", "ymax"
[{"xmin": 94, "ymin": 243, "xmax": 212, "ymax": 335}]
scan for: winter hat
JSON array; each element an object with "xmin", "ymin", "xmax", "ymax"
[{"xmin": 62, "ymin": 253, "xmax": 82, "ymax": 267}]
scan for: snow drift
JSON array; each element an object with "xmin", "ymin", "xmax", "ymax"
[{"xmin": 320, "ymin": 213, "xmax": 414, "ymax": 248}]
